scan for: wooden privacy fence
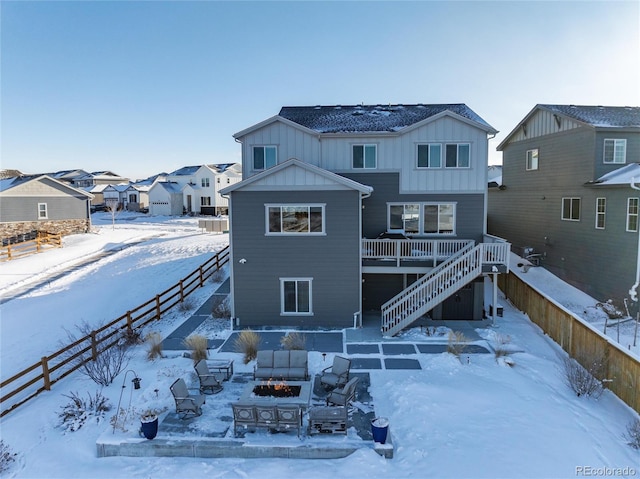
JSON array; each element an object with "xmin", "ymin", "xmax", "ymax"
[
  {"xmin": 0, "ymin": 231, "xmax": 62, "ymax": 261},
  {"xmin": 499, "ymin": 272, "xmax": 640, "ymax": 415},
  {"xmin": 0, "ymin": 245, "xmax": 229, "ymax": 418}
]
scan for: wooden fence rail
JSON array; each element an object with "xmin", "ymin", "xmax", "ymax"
[
  {"xmin": 499, "ymin": 272, "xmax": 640, "ymax": 415},
  {"xmin": 0, "ymin": 231, "xmax": 63, "ymax": 261},
  {"xmin": 0, "ymin": 245, "xmax": 229, "ymax": 418}
]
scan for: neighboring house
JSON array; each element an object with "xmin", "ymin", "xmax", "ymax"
[
  {"xmin": 83, "ymin": 184, "xmax": 109, "ymax": 209},
  {"xmin": 148, "ymin": 181, "xmax": 183, "ymax": 216},
  {"xmin": 127, "ymin": 184, "xmax": 150, "ymax": 211},
  {"xmin": 220, "ymin": 104, "xmax": 510, "ymax": 334},
  {"xmin": 166, "ymin": 164, "xmax": 241, "ymax": 215},
  {"xmin": 488, "ymin": 104, "xmax": 640, "ymax": 304},
  {"xmin": 73, "ymin": 171, "xmax": 129, "ymax": 188},
  {"xmin": 0, "ymin": 175, "xmax": 93, "ymax": 238},
  {"xmin": 102, "ymin": 184, "xmax": 130, "ymax": 209},
  {"xmin": 0, "ymin": 169, "xmax": 25, "ymax": 179},
  {"xmin": 47, "ymin": 169, "xmax": 90, "ymax": 185}
]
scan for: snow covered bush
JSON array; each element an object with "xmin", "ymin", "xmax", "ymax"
[
  {"xmin": 212, "ymin": 296, "xmax": 231, "ymax": 318},
  {"xmin": 624, "ymin": 418, "xmax": 640, "ymax": 449},
  {"xmin": 447, "ymin": 331, "xmax": 469, "ymax": 357},
  {"xmin": 58, "ymin": 391, "xmax": 111, "ymax": 432},
  {"xmin": 145, "ymin": 331, "xmax": 164, "ymax": 360},
  {"xmin": 281, "ymin": 331, "xmax": 306, "ymax": 350},
  {"xmin": 234, "ymin": 328, "xmax": 260, "ymax": 363},
  {"xmin": 0, "ymin": 440, "xmax": 17, "ymax": 473},
  {"xmin": 562, "ymin": 354, "xmax": 605, "ymax": 398},
  {"xmin": 177, "ymin": 296, "xmax": 196, "ymax": 312},
  {"xmin": 183, "ymin": 334, "xmax": 208, "ymax": 362}
]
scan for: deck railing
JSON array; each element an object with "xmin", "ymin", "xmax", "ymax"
[{"xmin": 362, "ymin": 239, "xmax": 475, "ymax": 267}]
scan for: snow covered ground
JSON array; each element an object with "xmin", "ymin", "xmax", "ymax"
[{"xmin": 1, "ymin": 214, "xmax": 639, "ymax": 478}]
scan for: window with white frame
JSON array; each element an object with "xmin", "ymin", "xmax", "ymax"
[
  {"xmin": 37, "ymin": 203, "xmax": 48, "ymax": 219},
  {"xmin": 201, "ymin": 178, "xmax": 210, "ymax": 187},
  {"xmin": 253, "ymin": 146, "xmax": 277, "ymax": 170},
  {"xmin": 627, "ymin": 198, "xmax": 639, "ymax": 232},
  {"xmin": 266, "ymin": 204, "xmax": 325, "ymax": 234},
  {"xmin": 603, "ymin": 139, "xmax": 626, "ymax": 164},
  {"xmin": 595, "ymin": 197, "xmax": 606, "ymax": 229},
  {"xmin": 417, "ymin": 144, "xmax": 442, "ymax": 168},
  {"xmin": 389, "ymin": 204, "xmax": 420, "ymax": 234},
  {"xmin": 445, "ymin": 143, "xmax": 470, "ymax": 168},
  {"xmin": 562, "ymin": 197, "xmax": 581, "ymax": 221},
  {"xmin": 352, "ymin": 144, "xmax": 377, "ymax": 169},
  {"xmin": 201, "ymin": 197, "xmax": 211, "ymax": 206},
  {"xmin": 526, "ymin": 149, "xmax": 539, "ymax": 171},
  {"xmin": 281, "ymin": 278, "xmax": 312, "ymax": 315},
  {"xmin": 387, "ymin": 202, "xmax": 455, "ymax": 235}
]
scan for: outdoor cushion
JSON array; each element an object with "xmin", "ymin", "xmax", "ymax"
[
  {"xmin": 271, "ymin": 367, "xmax": 291, "ymax": 379},
  {"xmin": 256, "ymin": 350, "xmax": 274, "ymax": 368},
  {"xmin": 287, "ymin": 368, "xmax": 307, "ymax": 380},
  {"xmin": 273, "ymin": 350, "xmax": 290, "ymax": 368},
  {"xmin": 289, "ymin": 350, "xmax": 307, "ymax": 368},
  {"xmin": 254, "ymin": 368, "xmax": 273, "ymax": 379}
]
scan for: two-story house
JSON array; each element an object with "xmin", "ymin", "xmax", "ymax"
[
  {"xmin": 166, "ymin": 164, "xmax": 241, "ymax": 215},
  {"xmin": 489, "ymin": 104, "xmax": 640, "ymax": 305},
  {"xmin": 221, "ymin": 104, "xmax": 510, "ymax": 335}
]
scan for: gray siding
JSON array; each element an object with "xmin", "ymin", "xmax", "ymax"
[
  {"xmin": 343, "ymin": 172, "xmax": 485, "ymax": 241},
  {"xmin": 0, "ymin": 196, "xmax": 89, "ymax": 222},
  {"xmin": 489, "ymin": 127, "xmax": 639, "ymax": 301},
  {"xmin": 593, "ymin": 131, "xmax": 640, "ymax": 179},
  {"xmin": 229, "ymin": 189, "xmax": 362, "ymax": 328}
]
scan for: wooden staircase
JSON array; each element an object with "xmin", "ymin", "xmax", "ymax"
[{"xmin": 381, "ymin": 241, "xmax": 509, "ymax": 336}]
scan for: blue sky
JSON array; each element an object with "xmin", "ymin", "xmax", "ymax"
[{"xmin": 2, "ymin": 1, "xmax": 639, "ymax": 180}]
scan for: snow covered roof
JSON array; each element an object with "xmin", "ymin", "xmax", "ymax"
[
  {"xmin": 277, "ymin": 104, "xmax": 496, "ymax": 134},
  {"xmin": 539, "ymin": 105, "xmax": 640, "ymax": 128},
  {"xmin": 587, "ymin": 162, "xmax": 640, "ymax": 186},
  {"xmin": 0, "ymin": 175, "xmax": 94, "ymax": 197},
  {"xmin": 153, "ymin": 181, "xmax": 183, "ymax": 194}
]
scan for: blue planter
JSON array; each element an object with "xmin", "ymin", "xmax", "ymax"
[
  {"xmin": 140, "ymin": 416, "xmax": 158, "ymax": 440},
  {"xmin": 371, "ymin": 417, "xmax": 389, "ymax": 444}
]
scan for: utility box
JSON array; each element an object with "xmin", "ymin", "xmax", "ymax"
[{"xmin": 198, "ymin": 218, "xmax": 228, "ymax": 233}]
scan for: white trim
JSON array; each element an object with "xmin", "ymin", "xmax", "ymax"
[
  {"xmin": 526, "ymin": 148, "xmax": 539, "ymax": 171},
  {"xmin": 561, "ymin": 197, "xmax": 581, "ymax": 221},
  {"xmin": 416, "ymin": 143, "xmax": 443, "ymax": 169},
  {"xmin": 252, "ymin": 145, "xmax": 278, "ymax": 172},
  {"xmin": 279, "ymin": 277, "xmax": 313, "ymax": 316},
  {"xmin": 387, "ymin": 202, "xmax": 457, "ymax": 236},
  {"xmin": 603, "ymin": 138, "xmax": 626, "ymax": 164},
  {"xmin": 627, "ymin": 197, "xmax": 639, "ymax": 232},
  {"xmin": 265, "ymin": 203, "xmax": 326, "ymax": 235},
  {"xmin": 444, "ymin": 143, "xmax": 471, "ymax": 168},
  {"xmin": 595, "ymin": 197, "xmax": 606, "ymax": 230},
  {"xmin": 37, "ymin": 202, "xmax": 48, "ymax": 219}
]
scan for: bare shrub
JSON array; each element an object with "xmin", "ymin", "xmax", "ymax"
[
  {"xmin": 212, "ymin": 296, "xmax": 231, "ymax": 318},
  {"xmin": 562, "ymin": 354, "xmax": 605, "ymax": 398},
  {"xmin": 210, "ymin": 268, "xmax": 226, "ymax": 284},
  {"xmin": 63, "ymin": 321, "xmax": 130, "ymax": 386},
  {"xmin": 177, "ymin": 297, "xmax": 196, "ymax": 312},
  {"xmin": 447, "ymin": 331, "xmax": 469, "ymax": 357},
  {"xmin": 0, "ymin": 440, "xmax": 17, "ymax": 474},
  {"xmin": 493, "ymin": 333, "xmax": 513, "ymax": 359},
  {"xmin": 624, "ymin": 418, "xmax": 640, "ymax": 449},
  {"xmin": 183, "ymin": 334, "xmax": 209, "ymax": 362},
  {"xmin": 145, "ymin": 331, "xmax": 164, "ymax": 361},
  {"xmin": 281, "ymin": 331, "xmax": 306, "ymax": 350},
  {"xmin": 121, "ymin": 326, "xmax": 142, "ymax": 346},
  {"xmin": 234, "ymin": 329, "xmax": 261, "ymax": 364},
  {"xmin": 58, "ymin": 390, "xmax": 111, "ymax": 432}
]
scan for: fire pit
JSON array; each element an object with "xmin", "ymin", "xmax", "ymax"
[
  {"xmin": 239, "ymin": 380, "xmax": 312, "ymax": 410},
  {"xmin": 252, "ymin": 383, "xmax": 302, "ymax": 398}
]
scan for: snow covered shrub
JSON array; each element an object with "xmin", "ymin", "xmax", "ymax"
[
  {"xmin": 281, "ymin": 331, "xmax": 306, "ymax": 350},
  {"xmin": 145, "ymin": 331, "xmax": 164, "ymax": 360},
  {"xmin": 0, "ymin": 440, "xmax": 17, "ymax": 474},
  {"xmin": 562, "ymin": 354, "xmax": 605, "ymax": 398},
  {"xmin": 58, "ymin": 391, "xmax": 111, "ymax": 432},
  {"xmin": 234, "ymin": 328, "xmax": 260, "ymax": 364},
  {"xmin": 210, "ymin": 268, "xmax": 226, "ymax": 284},
  {"xmin": 493, "ymin": 333, "xmax": 513, "ymax": 358},
  {"xmin": 121, "ymin": 326, "xmax": 142, "ymax": 346},
  {"xmin": 63, "ymin": 321, "xmax": 131, "ymax": 386},
  {"xmin": 447, "ymin": 331, "xmax": 469, "ymax": 357},
  {"xmin": 595, "ymin": 300, "xmax": 626, "ymax": 319},
  {"xmin": 212, "ymin": 296, "xmax": 231, "ymax": 318},
  {"xmin": 624, "ymin": 418, "xmax": 640, "ymax": 449},
  {"xmin": 177, "ymin": 296, "xmax": 196, "ymax": 312},
  {"xmin": 183, "ymin": 334, "xmax": 208, "ymax": 362}
]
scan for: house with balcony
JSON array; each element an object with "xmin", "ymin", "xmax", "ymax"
[
  {"xmin": 221, "ymin": 104, "xmax": 510, "ymax": 335},
  {"xmin": 489, "ymin": 104, "xmax": 640, "ymax": 305}
]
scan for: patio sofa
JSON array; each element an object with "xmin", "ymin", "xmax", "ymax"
[{"xmin": 253, "ymin": 350, "xmax": 308, "ymax": 381}]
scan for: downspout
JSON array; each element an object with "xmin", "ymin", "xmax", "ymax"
[
  {"xmin": 630, "ymin": 177, "xmax": 640, "ymax": 302},
  {"xmin": 359, "ymin": 189, "xmax": 372, "ymax": 329}
]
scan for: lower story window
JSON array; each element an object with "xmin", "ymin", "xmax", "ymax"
[
  {"xmin": 201, "ymin": 197, "xmax": 211, "ymax": 206},
  {"xmin": 628, "ymin": 198, "xmax": 639, "ymax": 232},
  {"xmin": 38, "ymin": 203, "xmax": 48, "ymax": 219},
  {"xmin": 387, "ymin": 202, "xmax": 456, "ymax": 235},
  {"xmin": 562, "ymin": 197, "xmax": 581, "ymax": 221},
  {"xmin": 281, "ymin": 278, "xmax": 312, "ymax": 315},
  {"xmin": 389, "ymin": 204, "xmax": 420, "ymax": 234}
]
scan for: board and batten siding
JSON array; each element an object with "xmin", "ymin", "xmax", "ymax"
[
  {"xmin": 509, "ymin": 108, "xmax": 583, "ymax": 143},
  {"xmin": 229, "ymin": 189, "xmax": 362, "ymax": 328},
  {"xmin": 240, "ymin": 116, "xmax": 490, "ymax": 194}
]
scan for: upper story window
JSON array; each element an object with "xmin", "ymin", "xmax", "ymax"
[
  {"xmin": 595, "ymin": 197, "xmax": 606, "ymax": 229},
  {"xmin": 562, "ymin": 197, "xmax": 581, "ymax": 221},
  {"xmin": 526, "ymin": 149, "xmax": 539, "ymax": 171},
  {"xmin": 627, "ymin": 198, "xmax": 639, "ymax": 232},
  {"xmin": 417, "ymin": 144, "xmax": 442, "ymax": 168},
  {"xmin": 266, "ymin": 204, "xmax": 325, "ymax": 234},
  {"xmin": 253, "ymin": 146, "xmax": 277, "ymax": 170},
  {"xmin": 216, "ymin": 177, "xmax": 220, "ymax": 184},
  {"xmin": 445, "ymin": 144, "xmax": 470, "ymax": 168},
  {"xmin": 603, "ymin": 139, "xmax": 626, "ymax": 164},
  {"xmin": 353, "ymin": 144, "xmax": 377, "ymax": 169},
  {"xmin": 38, "ymin": 203, "xmax": 48, "ymax": 219},
  {"xmin": 202, "ymin": 178, "xmax": 210, "ymax": 187}
]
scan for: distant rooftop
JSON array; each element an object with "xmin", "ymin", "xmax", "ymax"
[
  {"xmin": 539, "ymin": 105, "xmax": 640, "ymax": 128},
  {"xmin": 278, "ymin": 104, "xmax": 496, "ymax": 133}
]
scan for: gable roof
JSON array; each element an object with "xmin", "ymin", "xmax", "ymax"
[
  {"xmin": 278, "ymin": 104, "xmax": 496, "ymax": 134},
  {"xmin": 0, "ymin": 175, "xmax": 94, "ymax": 198},
  {"xmin": 498, "ymin": 104, "xmax": 640, "ymax": 150},
  {"xmin": 219, "ymin": 158, "xmax": 373, "ymax": 195},
  {"xmin": 151, "ymin": 181, "xmax": 183, "ymax": 194},
  {"xmin": 235, "ymin": 104, "xmax": 497, "ymax": 139}
]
